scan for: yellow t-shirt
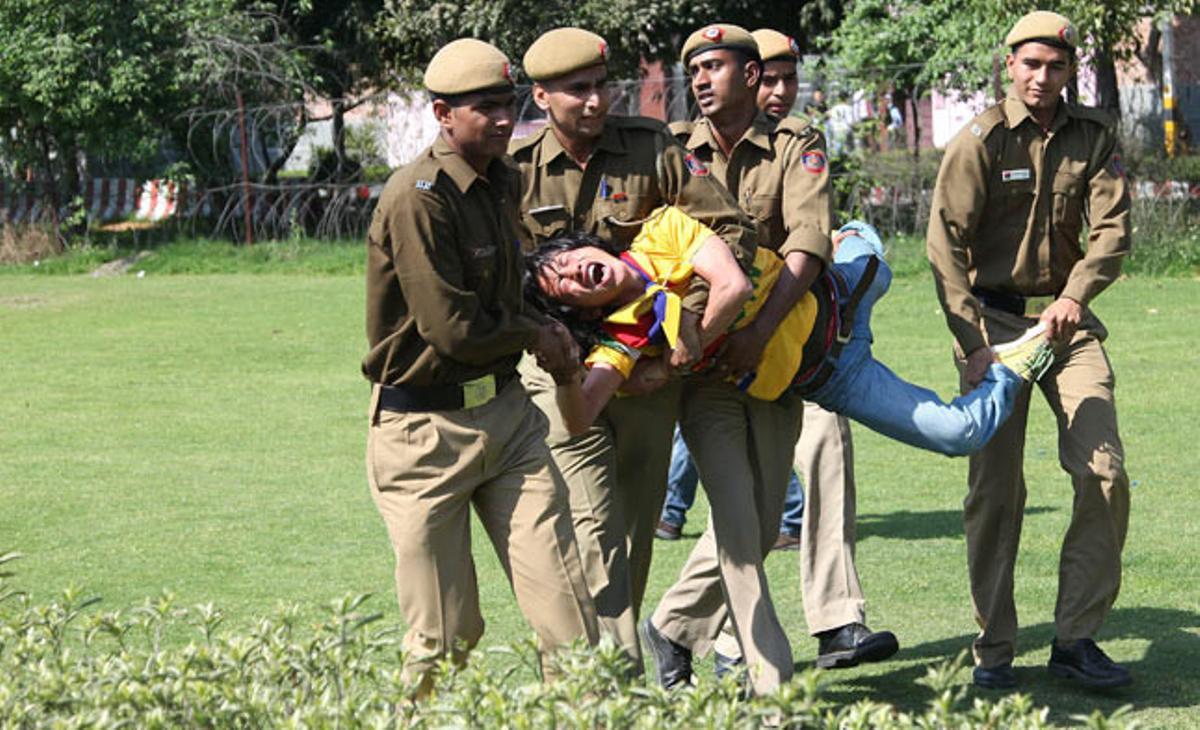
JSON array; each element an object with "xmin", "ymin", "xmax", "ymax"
[{"xmin": 585, "ymin": 206, "xmax": 818, "ymax": 400}]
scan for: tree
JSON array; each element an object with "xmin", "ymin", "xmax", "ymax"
[
  {"xmin": 828, "ymin": 0, "xmax": 1200, "ymax": 136},
  {"xmin": 260, "ymin": 0, "xmax": 387, "ymax": 180},
  {"xmin": 0, "ymin": 0, "xmax": 288, "ymax": 236},
  {"xmin": 375, "ymin": 0, "xmax": 847, "ymax": 82}
]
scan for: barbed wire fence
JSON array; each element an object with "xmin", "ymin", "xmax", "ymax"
[{"xmin": 4, "ymin": 65, "xmax": 1196, "ymax": 245}]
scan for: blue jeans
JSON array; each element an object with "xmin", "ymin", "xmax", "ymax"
[
  {"xmin": 807, "ymin": 222, "xmax": 1020, "ymax": 456},
  {"xmin": 661, "ymin": 425, "xmax": 805, "ymax": 535}
]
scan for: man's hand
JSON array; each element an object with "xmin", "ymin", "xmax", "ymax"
[
  {"xmin": 716, "ymin": 323, "xmax": 769, "ymax": 381},
  {"xmin": 1039, "ymin": 296, "xmax": 1082, "ymax": 345},
  {"xmin": 669, "ymin": 316, "xmax": 703, "ymax": 370},
  {"xmin": 531, "ymin": 322, "xmax": 580, "ymax": 383},
  {"xmin": 963, "ymin": 346, "xmax": 994, "ymax": 388},
  {"xmin": 621, "ymin": 355, "xmax": 672, "ymax": 396}
]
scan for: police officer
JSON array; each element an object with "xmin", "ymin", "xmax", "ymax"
[
  {"xmin": 509, "ymin": 26, "xmax": 756, "ymax": 673},
  {"xmin": 753, "ymin": 26, "xmax": 900, "ymax": 670},
  {"xmin": 639, "ymin": 24, "xmax": 894, "ymax": 696},
  {"xmin": 927, "ymin": 11, "xmax": 1132, "ymax": 690},
  {"xmin": 363, "ymin": 38, "xmax": 598, "ymax": 698}
]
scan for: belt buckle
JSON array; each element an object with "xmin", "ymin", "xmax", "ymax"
[
  {"xmin": 462, "ymin": 374, "xmax": 497, "ymax": 409},
  {"xmin": 1024, "ymin": 295, "xmax": 1054, "ymax": 317}
]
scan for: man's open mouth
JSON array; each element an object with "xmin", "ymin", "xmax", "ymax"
[{"xmin": 587, "ymin": 262, "xmax": 607, "ymax": 286}]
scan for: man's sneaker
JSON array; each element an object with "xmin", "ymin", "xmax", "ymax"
[
  {"xmin": 814, "ymin": 623, "xmax": 899, "ymax": 669},
  {"xmin": 991, "ymin": 322, "xmax": 1054, "ymax": 382},
  {"xmin": 655, "ymin": 520, "xmax": 682, "ymax": 541},
  {"xmin": 772, "ymin": 532, "xmax": 801, "ymax": 551},
  {"xmin": 1048, "ymin": 638, "xmax": 1132, "ymax": 689},
  {"xmin": 640, "ymin": 618, "xmax": 693, "ymax": 689},
  {"xmin": 973, "ymin": 662, "xmax": 1017, "ymax": 690}
]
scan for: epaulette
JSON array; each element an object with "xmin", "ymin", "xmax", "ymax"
[
  {"xmin": 667, "ymin": 120, "xmax": 694, "ymax": 140},
  {"xmin": 775, "ymin": 115, "xmax": 816, "ymax": 137},
  {"xmin": 1068, "ymin": 104, "xmax": 1118, "ymax": 132},
  {"xmin": 508, "ymin": 125, "xmax": 550, "ymax": 158},
  {"xmin": 962, "ymin": 104, "xmax": 1006, "ymax": 142}
]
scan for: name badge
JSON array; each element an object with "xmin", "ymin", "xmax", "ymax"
[
  {"xmin": 462, "ymin": 375, "xmax": 497, "ymax": 408},
  {"xmin": 1002, "ymin": 168, "xmax": 1031, "ymax": 182}
]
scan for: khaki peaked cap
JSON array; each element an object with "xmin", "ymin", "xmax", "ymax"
[
  {"xmin": 681, "ymin": 23, "xmax": 759, "ymax": 66},
  {"xmin": 524, "ymin": 28, "xmax": 609, "ymax": 81},
  {"xmin": 752, "ymin": 29, "xmax": 800, "ymax": 62},
  {"xmin": 423, "ymin": 38, "xmax": 514, "ymax": 96},
  {"xmin": 1005, "ymin": 11, "xmax": 1078, "ymax": 52}
]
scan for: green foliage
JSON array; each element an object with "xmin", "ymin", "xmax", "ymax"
[
  {"xmin": 0, "ymin": 236, "xmax": 365, "ymax": 276},
  {"xmin": 375, "ymin": 0, "xmax": 847, "ymax": 81},
  {"xmin": 829, "ymin": 0, "xmax": 1200, "ymax": 106},
  {"xmin": 0, "ymin": 578, "xmax": 1130, "ymax": 728}
]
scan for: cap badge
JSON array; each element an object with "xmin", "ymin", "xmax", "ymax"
[
  {"xmin": 702, "ymin": 27, "xmax": 724, "ymax": 42},
  {"xmin": 502, "ymin": 62, "xmax": 513, "ymax": 83},
  {"xmin": 599, "ymin": 41, "xmax": 609, "ymax": 59},
  {"xmin": 789, "ymin": 37, "xmax": 800, "ymax": 54},
  {"xmin": 1057, "ymin": 26, "xmax": 1072, "ymax": 44}
]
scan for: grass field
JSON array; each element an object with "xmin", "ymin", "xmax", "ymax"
[{"xmin": 1, "ymin": 248, "xmax": 1198, "ymax": 727}]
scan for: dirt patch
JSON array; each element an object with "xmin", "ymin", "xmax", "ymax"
[
  {"xmin": 0, "ymin": 225, "xmax": 62, "ymax": 264},
  {"xmin": 90, "ymin": 250, "xmax": 155, "ymax": 277},
  {"xmin": 0, "ymin": 295, "xmax": 49, "ymax": 309}
]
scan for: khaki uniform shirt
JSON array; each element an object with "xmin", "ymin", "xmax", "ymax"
[
  {"xmin": 509, "ymin": 115, "xmax": 757, "ymax": 311},
  {"xmin": 927, "ymin": 94, "xmax": 1131, "ymax": 354},
  {"xmin": 670, "ymin": 112, "xmax": 833, "ymax": 263},
  {"xmin": 363, "ymin": 137, "xmax": 539, "ymax": 387}
]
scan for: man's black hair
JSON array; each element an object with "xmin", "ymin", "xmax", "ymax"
[{"xmin": 523, "ymin": 230, "xmax": 623, "ymax": 354}]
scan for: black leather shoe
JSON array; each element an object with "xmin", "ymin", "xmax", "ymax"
[
  {"xmin": 640, "ymin": 618, "xmax": 693, "ymax": 689},
  {"xmin": 714, "ymin": 651, "xmax": 744, "ymax": 680},
  {"xmin": 815, "ymin": 623, "xmax": 899, "ymax": 669},
  {"xmin": 973, "ymin": 662, "xmax": 1017, "ymax": 690},
  {"xmin": 1048, "ymin": 638, "xmax": 1132, "ymax": 689}
]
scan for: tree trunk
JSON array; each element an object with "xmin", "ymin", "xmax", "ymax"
[
  {"xmin": 1094, "ymin": 49, "xmax": 1121, "ymax": 116},
  {"xmin": 909, "ymin": 87, "xmax": 921, "ymax": 160},
  {"xmin": 332, "ymin": 98, "xmax": 347, "ymax": 180},
  {"xmin": 36, "ymin": 127, "xmax": 62, "ymax": 245}
]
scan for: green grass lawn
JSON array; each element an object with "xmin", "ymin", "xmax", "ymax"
[{"xmin": 2, "ymin": 261, "xmax": 1198, "ymax": 727}]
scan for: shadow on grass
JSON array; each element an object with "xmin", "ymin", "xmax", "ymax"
[
  {"xmin": 856, "ymin": 506, "xmax": 1055, "ymax": 541},
  {"xmin": 809, "ymin": 606, "xmax": 1199, "ymax": 725}
]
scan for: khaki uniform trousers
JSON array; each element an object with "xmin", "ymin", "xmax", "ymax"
[
  {"xmin": 652, "ymin": 378, "xmax": 802, "ymax": 696},
  {"xmin": 520, "ymin": 355, "xmax": 681, "ymax": 672},
  {"xmin": 698, "ymin": 400, "xmax": 868, "ymax": 663},
  {"xmin": 367, "ymin": 380, "xmax": 599, "ymax": 693},
  {"xmin": 795, "ymin": 401, "xmax": 867, "ymax": 635},
  {"xmin": 958, "ymin": 308, "xmax": 1130, "ymax": 669}
]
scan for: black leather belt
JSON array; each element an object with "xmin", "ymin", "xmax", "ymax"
[
  {"xmin": 972, "ymin": 287, "xmax": 1054, "ymax": 317},
  {"xmin": 378, "ymin": 371, "xmax": 515, "ymax": 413},
  {"xmin": 793, "ymin": 256, "xmax": 880, "ymax": 397}
]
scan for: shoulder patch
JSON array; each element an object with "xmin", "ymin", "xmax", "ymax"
[
  {"xmin": 414, "ymin": 179, "xmax": 434, "ymax": 191},
  {"xmin": 800, "ymin": 150, "xmax": 827, "ymax": 174},
  {"xmin": 683, "ymin": 152, "xmax": 710, "ymax": 176}
]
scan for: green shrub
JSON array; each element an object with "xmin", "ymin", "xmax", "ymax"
[{"xmin": 0, "ymin": 552, "xmax": 1136, "ymax": 729}]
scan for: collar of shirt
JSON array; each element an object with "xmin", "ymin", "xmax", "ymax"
[
  {"xmin": 538, "ymin": 120, "xmax": 627, "ymax": 168},
  {"xmin": 431, "ymin": 135, "xmax": 505, "ymax": 194},
  {"xmin": 681, "ymin": 112, "xmax": 774, "ymax": 155},
  {"xmin": 1002, "ymin": 92, "xmax": 1070, "ymax": 134}
]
